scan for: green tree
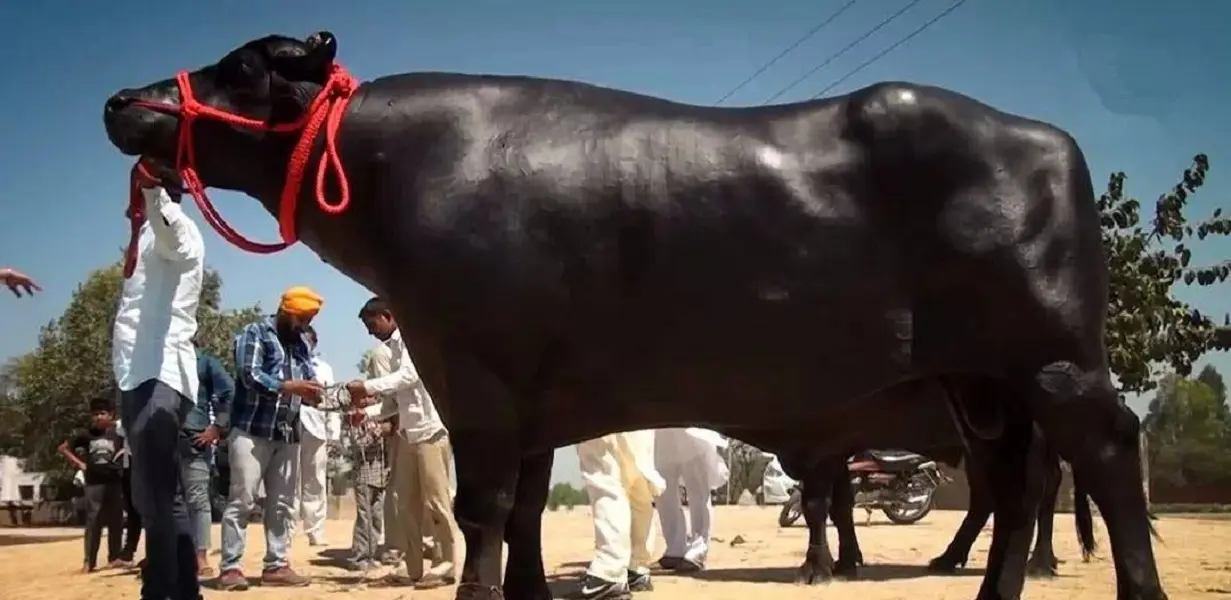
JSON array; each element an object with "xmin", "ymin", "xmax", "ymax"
[
  {"xmin": 2, "ymin": 261, "xmax": 261, "ymax": 479},
  {"xmin": 1100, "ymin": 154, "xmax": 1231, "ymax": 394},
  {"xmin": 546, "ymin": 482, "xmax": 588, "ymax": 511},
  {"xmin": 1143, "ymin": 373, "xmax": 1231, "ymax": 486}
]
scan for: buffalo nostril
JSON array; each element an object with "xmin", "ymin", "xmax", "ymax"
[{"xmin": 105, "ymin": 91, "xmax": 139, "ymax": 114}]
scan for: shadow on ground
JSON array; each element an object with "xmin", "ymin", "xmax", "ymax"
[
  {"xmin": 691, "ymin": 562, "xmax": 988, "ymax": 583},
  {"xmin": 0, "ymin": 533, "xmax": 79, "ymax": 547}
]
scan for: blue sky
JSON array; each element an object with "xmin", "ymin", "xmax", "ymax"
[{"xmin": 0, "ymin": 0, "xmax": 1227, "ymax": 485}]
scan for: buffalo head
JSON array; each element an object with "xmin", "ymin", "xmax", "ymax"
[{"xmin": 103, "ymin": 32, "xmax": 339, "ymax": 191}]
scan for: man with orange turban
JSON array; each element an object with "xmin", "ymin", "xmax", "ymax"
[{"xmin": 218, "ymin": 286, "xmax": 326, "ymax": 591}]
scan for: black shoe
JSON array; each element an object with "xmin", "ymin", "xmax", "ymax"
[
  {"xmin": 575, "ymin": 574, "xmax": 630, "ymax": 600},
  {"xmin": 656, "ymin": 555, "xmax": 682, "ymax": 570},
  {"xmin": 626, "ymin": 569, "xmax": 653, "ymax": 592}
]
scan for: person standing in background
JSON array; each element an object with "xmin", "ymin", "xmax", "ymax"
[
  {"xmin": 183, "ymin": 340, "xmax": 235, "ymax": 577},
  {"xmin": 355, "ymin": 341, "xmax": 395, "ymax": 567},
  {"xmin": 59, "ymin": 397, "xmax": 128, "ymax": 573},
  {"xmin": 575, "ymin": 431, "xmax": 665, "ymax": 599},
  {"xmin": 653, "ymin": 428, "xmax": 728, "ymax": 572},
  {"xmin": 113, "ymin": 415, "xmax": 142, "ymax": 569},
  {"xmin": 293, "ymin": 325, "xmax": 340, "ymax": 547},
  {"xmin": 217, "ymin": 287, "xmax": 324, "ymax": 591},
  {"xmin": 112, "ymin": 184, "xmax": 205, "ymax": 600}
]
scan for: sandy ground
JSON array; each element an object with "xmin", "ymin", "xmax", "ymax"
[{"xmin": 2, "ymin": 507, "xmax": 1229, "ymax": 600}]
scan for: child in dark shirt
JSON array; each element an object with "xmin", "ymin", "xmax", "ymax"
[{"xmin": 59, "ymin": 397, "xmax": 128, "ymax": 573}]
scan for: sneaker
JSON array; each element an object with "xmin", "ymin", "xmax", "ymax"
[
  {"xmin": 414, "ymin": 572, "xmax": 456, "ymax": 590},
  {"xmin": 575, "ymin": 574, "xmax": 630, "ymax": 600},
  {"xmin": 217, "ymin": 569, "xmax": 250, "ymax": 591},
  {"xmin": 260, "ymin": 566, "xmax": 310, "ymax": 587},
  {"xmin": 627, "ymin": 569, "xmax": 653, "ymax": 592}
]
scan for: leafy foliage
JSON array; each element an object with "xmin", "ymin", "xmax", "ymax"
[
  {"xmin": 2, "ymin": 262, "xmax": 261, "ymax": 479},
  {"xmin": 1099, "ymin": 154, "xmax": 1231, "ymax": 393},
  {"xmin": 546, "ymin": 482, "xmax": 589, "ymax": 511},
  {"xmin": 1143, "ymin": 368, "xmax": 1231, "ymax": 487}
]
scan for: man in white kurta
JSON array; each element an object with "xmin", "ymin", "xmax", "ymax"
[
  {"xmin": 294, "ymin": 326, "xmax": 340, "ymax": 545},
  {"xmin": 653, "ymin": 428, "xmax": 729, "ymax": 571},
  {"xmin": 576, "ymin": 430, "xmax": 665, "ymax": 600}
]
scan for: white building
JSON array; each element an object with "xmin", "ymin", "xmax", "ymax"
[{"xmin": 0, "ymin": 455, "xmax": 48, "ymax": 504}]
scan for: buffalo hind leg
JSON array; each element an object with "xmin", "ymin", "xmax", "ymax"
[
  {"xmin": 503, "ymin": 451, "xmax": 555, "ymax": 600},
  {"xmin": 928, "ymin": 462, "xmax": 992, "ymax": 573},
  {"xmin": 1030, "ymin": 363, "xmax": 1166, "ymax": 600},
  {"xmin": 828, "ymin": 462, "xmax": 863, "ymax": 579},
  {"xmin": 796, "ymin": 459, "xmax": 843, "ymax": 585},
  {"xmin": 1025, "ymin": 449, "xmax": 1063, "ymax": 578},
  {"xmin": 954, "ymin": 387, "xmax": 1047, "ymax": 600}
]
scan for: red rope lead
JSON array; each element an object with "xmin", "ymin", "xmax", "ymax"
[{"xmin": 124, "ymin": 64, "xmax": 358, "ymax": 277}]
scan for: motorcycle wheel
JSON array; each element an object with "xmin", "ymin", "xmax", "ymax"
[
  {"xmin": 779, "ymin": 491, "xmax": 803, "ymax": 527},
  {"xmin": 882, "ymin": 489, "xmax": 936, "ymax": 525}
]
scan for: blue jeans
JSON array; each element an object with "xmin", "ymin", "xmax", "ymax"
[
  {"xmin": 119, "ymin": 379, "xmax": 199, "ymax": 600},
  {"xmin": 181, "ymin": 443, "xmax": 213, "ymax": 552},
  {"xmin": 220, "ymin": 428, "xmax": 299, "ymax": 572}
]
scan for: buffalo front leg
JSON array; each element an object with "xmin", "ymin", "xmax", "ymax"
[
  {"xmin": 827, "ymin": 464, "xmax": 863, "ymax": 579},
  {"xmin": 1025, "ymin": 450, "xmax": 1063, "ymax": 578},
  {"xmin": 1030, "ymin": 364, "xmax": 1167, "ymax": 600},
  {"xmin": 928, "ymin": 463, "xmax": 992, "ymax": 574},
  {"xmin": 503, "ymin": 451, "xmax": 555, "ymax": 600},
  {"xmin": 453, "ymin": 429, "xmax": 522, "ymax": 600},
  {"xmin": 796, "ymin": 460, "xmax": 841, "ymax": 585}
]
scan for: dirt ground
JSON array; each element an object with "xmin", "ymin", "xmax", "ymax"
[{"xmin": 2, "ymin": 507, "xmax": 1228, "ymax": 600}]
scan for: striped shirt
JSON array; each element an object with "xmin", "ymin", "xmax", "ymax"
[{"xmin": 231, "ymin": 316, "xmax": 316, "ymax": 443}]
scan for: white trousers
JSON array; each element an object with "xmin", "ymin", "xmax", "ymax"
[
  {"xmin": 295, "ymin": 432, "xmax": 329, "ymax": 539},
  {"xmin": 656, "ymin": 457, "xmax": 714, "ymax": 563},
  {"xmin": 577, "ymin": 431, "xmax": 662, "ymax": 582}
]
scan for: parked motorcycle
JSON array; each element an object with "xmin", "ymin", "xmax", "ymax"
[{"xmin": 778, "ymin": 450, "xmax": 951, "ymax": 527}]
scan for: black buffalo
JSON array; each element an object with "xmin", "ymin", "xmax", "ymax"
[
  {"xmin": 103, "ymin": 32, "xmax": 1166, "ymax": 600},
  {"xmin": 815, "ymin": 442, "xmax": 1097, "ymax": 580}
]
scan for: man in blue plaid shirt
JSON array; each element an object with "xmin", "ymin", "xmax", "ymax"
[{"xmin": 218, "ymin": 287, "xmax": 326, "ymax": 591}]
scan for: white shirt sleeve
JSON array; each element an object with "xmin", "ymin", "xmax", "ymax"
[
  {"xmin": 142, "ymin": 187, "xmax": 204, "ymax": 263},
  {"xmin": 363, "ymin": 339, "xmax": 420, "ymax": 396}
]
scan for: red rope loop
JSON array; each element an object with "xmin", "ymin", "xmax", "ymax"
[{"xmin": 123, "ymin": 64, "xmax": 359, "ymax": 276}]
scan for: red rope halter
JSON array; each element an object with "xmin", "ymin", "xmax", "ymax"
[{"xmin": 123, "ymin": 64, "xmax": 358, "ymax": 278}]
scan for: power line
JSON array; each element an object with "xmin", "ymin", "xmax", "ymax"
[
  {"xmin": 809, "ymin": 0, "xmax": 970, "ymax": 99},
  {"xmin": 714, "ymin": 0, "xmax": 862, "ymax": 105},
  {"xmin": 761, "ymin": 0, "xmax": 927, "ymax": 105}
]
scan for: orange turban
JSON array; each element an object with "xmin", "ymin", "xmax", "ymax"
[{"xmin": 279, "ymin": 286, "xmax": 324, "ymax": 317}]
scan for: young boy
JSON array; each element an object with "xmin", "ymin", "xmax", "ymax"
[{"xmin": 59, "ymin": 397, "xmax": 128, "ymax": 572}]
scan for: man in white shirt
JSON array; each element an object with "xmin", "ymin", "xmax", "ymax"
[
  {"xmin": 345, "ymin": 297, "xmax": 457, "ymax": 589},
  {"xmin": 576, "ymin": 431, "xmax": 665, "ymax": 600},
  {"xmin": 112, "ymin": 185, "xmax": 205, "ymax": 600},
  {"xmin": 653, "ymin": 428, "xmax": 729, "ymax": 572},
  {"xmin": 294, "ymin": 325, "xmax": 341, "ymax": 546}
]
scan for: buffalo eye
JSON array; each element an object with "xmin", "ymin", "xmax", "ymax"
[{"xmin": 216, "ymin": 49, "xmax": 270, "ymax": 98}]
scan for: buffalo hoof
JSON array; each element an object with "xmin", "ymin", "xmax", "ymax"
[
  {"xmin": 457, "ymin": 583, "xmax": 505, "ymax": 600},
  {"xmin": 926, "ymin": 554, "xmax": 966, "ymax": 574},
  {"xmin": 833, "ymin": 558, "xmax": 860, "ymax": 580},
  {"xmin": 1025, "ymin": 556, "xmax": 1059, "ymax": 579},
  {"xmin": 795, "ymin": 560, "xmax": 834, "ymax": 585}
]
